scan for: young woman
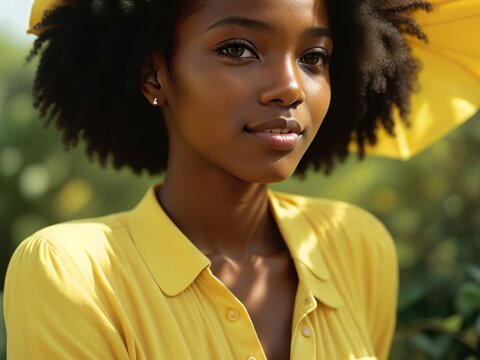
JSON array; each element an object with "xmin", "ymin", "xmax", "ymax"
[{"xmin": 4, "ymin": 0, "xmax": 433, "ymax": 358}]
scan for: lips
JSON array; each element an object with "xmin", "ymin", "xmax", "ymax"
[
  {"xmin": 245, "ymin": 117, "xmax": 303, "ymax": 135},
  {"xmin": 244, "ymin": 117, "xmax": 303, "ymax": 151}
]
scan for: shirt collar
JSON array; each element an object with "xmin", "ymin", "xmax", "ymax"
[
  {"xmin": 268, "ymin": 189, "xmax": 343, "ymax": 309},
  {"xmin": 129, "ymin": 185, "xmax": 342, "ymax": 308},
  {"xmin": 129, "ymin": 185, "xmax": 211, "ymax": 296}
]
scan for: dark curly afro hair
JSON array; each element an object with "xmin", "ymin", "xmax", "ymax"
[{"xmin": 28, "ymin": 0, "xmax": 432, "ymax": 176}]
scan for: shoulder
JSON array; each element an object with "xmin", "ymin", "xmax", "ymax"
[
  {"xmin": 273, "ymin": 191, "xmax": 392, "ymax": 237},
  {"xmin": 272, "ymin": 190, "xmax": 396, "ymax": 259},
  {"xmin": 6, "ymin": 212, "xmax": 131, "ymax": 290},
  {"xmin": 35, "ymin": 212, "xmax": 128, "ymax": 247},
  {"xmin": 4, "ymin": 214, "xmax": 138, "ymax": 358}
]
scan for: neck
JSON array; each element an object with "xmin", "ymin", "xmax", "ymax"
[{"xmin": 158, "ymin": 164, "xmax": 282, "ymax": 262}]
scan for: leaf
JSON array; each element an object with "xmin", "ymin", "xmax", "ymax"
[
  {"xmin": 441, "ymin": 314, "xmax": 463, "ymax": 333},
  {"xmin": 410, "ymin": 333, "xmax": 451, "ymax": 360},
  {"xmin": 455, "ymin": 282, "xmax": 480, "ymax": 317},
  {"xmin": 467, "ymin": 265, "xmax": 480, "ymax": 285},
  {"xmin": 398, "ymin": 284, "xmax": 427, "ymax": 312}
]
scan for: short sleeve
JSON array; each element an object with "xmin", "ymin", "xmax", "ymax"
[{"xmin": 3, "ymin": 235, "xmax": 130, "ymax": 359}]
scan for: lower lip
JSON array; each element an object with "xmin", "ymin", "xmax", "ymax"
[{"xmin": 245, "ymin": 130, "xmax": 301, "ymax": 151}]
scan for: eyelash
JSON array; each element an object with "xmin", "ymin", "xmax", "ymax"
[
  {"xmin": 215, "ymin": 39, "xmax": 258, "ymax": 62},
  {"xmin": 214, "ymin": 39, "xmax": 331, "ymax": 67},
  {"xmin": 300, "ymin": 49, "xmax": 331, "ymax": 67}
]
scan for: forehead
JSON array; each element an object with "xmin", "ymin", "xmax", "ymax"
[{"xmin": 184, "ymin": 0, "xmax": 330, "ymax": 31}]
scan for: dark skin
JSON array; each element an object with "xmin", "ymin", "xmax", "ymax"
[{"xmin": 141, "ymin": 0, "xmax": 332, "ymax": 358}]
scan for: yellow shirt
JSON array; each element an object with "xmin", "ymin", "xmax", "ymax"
[{"xmin": 4, "ymin": 186, "xmax": 398, "ymax": 359}]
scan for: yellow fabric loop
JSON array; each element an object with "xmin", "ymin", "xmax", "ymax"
[{"xmin": 357, "ymin": 0, "xmax": 480, "ymax": 158}]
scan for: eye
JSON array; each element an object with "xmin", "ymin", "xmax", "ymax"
[
  {"xmin": 300, "ymin": 48, "xmax": 330, "ymax": 67},
  {"xmin": 215, "ymin": 39, "xmax": 258, "ymax": 62}
]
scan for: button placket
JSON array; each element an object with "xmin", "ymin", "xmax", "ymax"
[
  {"xmin": 302, "ymin": 325, "xmax": 313, "ymax": 337},
  {"xmin": 291, "ymin": 319, "xmax": 316, "ymax": 360},
  {"xmin": 205, "ymin": 267, "xmax": 266, "ymax": 359},
  {"xmin": 291, "ymin": 285, "xmax": 317, "ymax": 359}
]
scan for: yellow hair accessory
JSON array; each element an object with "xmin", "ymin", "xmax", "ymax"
[
  {"xmin": 358, "ymin": 0, "xmax": 480, "ymax": 159},
  {"xmin": 28, "ymin": 0, "xmax": 69, "ymax": 35}
]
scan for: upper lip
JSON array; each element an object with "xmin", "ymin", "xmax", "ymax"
[{"xmin": 245, "ymin": 117, "xmax": 303, "ymax": 134}]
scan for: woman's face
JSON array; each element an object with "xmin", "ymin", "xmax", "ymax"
[{"xmin": 154, "ymin": 0, "xmax": 332, "ymax": 183}]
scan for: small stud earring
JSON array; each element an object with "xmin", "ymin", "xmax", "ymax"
[{"xmin": 152, "ymin": 98, "xmax": 158, "ymax": 105}]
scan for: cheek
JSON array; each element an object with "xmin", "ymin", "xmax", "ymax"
[
  {"xmin": 167, "ymin": 56, "xmax": 253, "ymax": 156},
  {"xmin": 173, "ymin": 55, "xmax": 250, "ymax": 122}
]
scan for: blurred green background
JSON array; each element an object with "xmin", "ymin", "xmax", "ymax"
[{"xmin": 1, "ymin": 33, "xmax": 479, "ymax": 359}]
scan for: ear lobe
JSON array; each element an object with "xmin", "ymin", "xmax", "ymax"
[{"xmin": 140, "ymin": 53, "xmax": 167, "ymax": 106}]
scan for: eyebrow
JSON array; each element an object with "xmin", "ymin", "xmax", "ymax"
[
  {"xmin": 204, "ymin": 16, "xmax": 274, "ymax": 33},
  {"xmin": 203, "ymin": 16, "xmax": 333, "ymax": 40},
  {"xmin": 303, "ymin": 27, "xmax": 333, "ymax": 41}
]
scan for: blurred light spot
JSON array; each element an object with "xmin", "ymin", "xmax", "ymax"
[
  {"xmin": 396, "ymin": 241, "xmax": 417, "ymax": 269},
  {"xmin": 427, "ymin": 238, "xmax": 459, "ymax": 278},
  {"xmin": 0, "ymin": 146, "xmax": 23, "ymax": 176},
  {"xmin": 391, "ymin": 209, "xmax": 421, "ymax": 235},
  {"xmin": 54, "ymin": 179, "xmax": 92, "ymax": 216},
  {"xmin": 11, "ymin": 213, "xmax": 49, "ymax": 245},
  {"xmin": 45, "ymin": 153, "xmax": 71, "ymax": 186},
  {"xmin": 8, "ymin": 94, "xmax": 34, "ymax": 125},
  {"xmin": 19, "ymin": 164, "xmax": 50, "ymax": 197},
  {"xmin": 370, "ymin": 187, "xmax": 398, "ymax": 213},
  {"xmin": 436, "ymin": 239, "xmax": 459, "ymax": 261},
  {"xmin": 444, "ymin": 195, "xmax": 464, "ymax": 217}
]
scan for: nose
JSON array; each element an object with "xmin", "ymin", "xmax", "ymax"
[{"xmin": 258, "ymin": 56, "xmax": 306, "ymax": 108}]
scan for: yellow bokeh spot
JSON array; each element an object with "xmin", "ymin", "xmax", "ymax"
[
  {"xmin": 54, "ymin": 179, "xmax": 93, "ymax": 216},
  {"xmin": 370, "ymin": 187, "xmax": 399, "ymax": 213}
]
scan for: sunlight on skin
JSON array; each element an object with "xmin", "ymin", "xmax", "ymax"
[{"xmin": 211, "ymin": 254, "xmax": 281, "ymax": 312}]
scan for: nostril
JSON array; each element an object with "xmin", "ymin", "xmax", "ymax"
[
  {"xmin": 269, "ymin": 98, "xmax": 302, "ymax": 108},
  {"xmin": 291, "ymin": 100, "xmax": 303, "ymax": 108}
]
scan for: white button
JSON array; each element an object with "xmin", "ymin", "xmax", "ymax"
[
  {"xmin": 248, "ymin": 357, "xmax": 257, "ymax": 360},
  {"xmin": 302, "ymin": 326, "xmax": 312, "ymax": 337},
  {"xmin": 227, "ymin": 309, "xmax": 239, "ymax": 321}
]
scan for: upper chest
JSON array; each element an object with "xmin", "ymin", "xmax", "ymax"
[{"xmin": 208, "ymin": 251, "xmax": 299, "ymax": 360}]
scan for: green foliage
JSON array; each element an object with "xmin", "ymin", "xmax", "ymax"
[{"xmin": 1, "ymin": 34, "xmax": 479, "ymax": 359}]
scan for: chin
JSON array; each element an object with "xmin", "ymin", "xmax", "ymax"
[{"xmin": 236, "ymin": 162, "xmax": 297, "ymax": 185}]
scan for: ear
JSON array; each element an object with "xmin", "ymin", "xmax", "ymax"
[{"xmin": 140, "ymin": 53, "xmax": 169, "ymax": 107}]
